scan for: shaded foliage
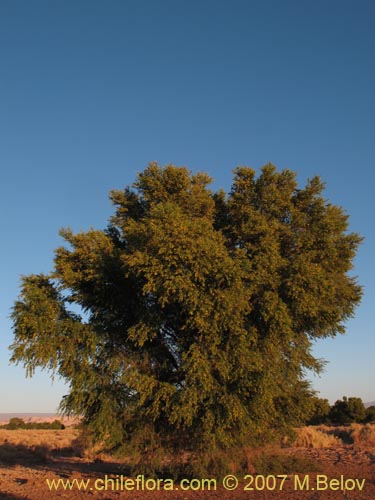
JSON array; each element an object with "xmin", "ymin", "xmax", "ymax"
[
  {"xmin": 329, "ymin": 396, "xmax": 367, "ymax": 424},
  {"xmin": 307, "ymin": 397, "xmax": 331, "ymax": 425},
  {"xmin": 365, "ymin": 406, "xmax": 375, "ymax": 423},
  {"xmin": 10, "ymin": 163, "xmax": 362, "ymax": 474},
  {"xmin": 307, "ymin": 396, "xmax": 374, "ymax": 425}
]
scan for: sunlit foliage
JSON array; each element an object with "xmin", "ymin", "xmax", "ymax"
[{"xmin": 10, "ymin": 163, "xmax": 362, "ymax": 472}]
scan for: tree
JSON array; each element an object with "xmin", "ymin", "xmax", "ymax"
[
  {"xmin": 329, "ymin": 396, "xmax": 367, "ymax": 424},
  {"xmin": 10, "ymin": 163, "xmax": 362, "ymax": 474},
  {"xmin": 365, "ymin": 406, "xmax": 375, "ymax": 423},
  {"xmin": 307, "ymin": 397, "xmax": 331, "ymax": 425},
  {"xmin": 6, "ymin": 417, "xmax": 25, "ymax": 430}
]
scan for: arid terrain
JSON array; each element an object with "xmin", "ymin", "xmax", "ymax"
[{"xmin": 0, "ymin": 423, "xmax": 374, "ymax": 499}]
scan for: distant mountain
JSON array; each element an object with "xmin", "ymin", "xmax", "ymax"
[
  {"xmin": 0, "ymin": 413, "xmax": 78, "ymax": 426},
  {"xmin": 0, "ymin": 413, "xmax": 56, "ymax": 421},
  {"xmin": 365, "ymin": 401, "xmax": 375, "ymax": 408}
]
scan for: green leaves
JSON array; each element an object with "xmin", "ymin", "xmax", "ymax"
[
  {"xmin": 10, "ymin": 274, "xmax": 97, "ymax": 379},
  {"xmin": 10, "ymin": 162, "xmax": 362, "ymax": 468}
]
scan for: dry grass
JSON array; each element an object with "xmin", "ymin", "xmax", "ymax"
[
  {"xmin": 0, "ymin": 428, "xmax": 116, "ymax": 465},
  {"xmin": 0, "ymin": 428, "xmax": 79, "ymax": 450},
  {"xmin": 349, "ymin": 423, "xmax": 375, "ymax": 445},
  {"xmin": 292, "ymin": 423, "xmax": 375, "ymax": 448},
  {"xmin": 0, "ymin": 428, "xmax": 81, "ymax": 464},
  {"xmin": 293, "ymin": 426, "xmax": 341, "ymax": 448}
]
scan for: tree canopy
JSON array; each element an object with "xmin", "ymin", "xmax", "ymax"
[
  {"xmin": 10, "ymin": 163, "xmax": 362, "ymax": 472},
  {"xmin": 329, "ymin": 396, "xmax": 367, "ymax": 424}
]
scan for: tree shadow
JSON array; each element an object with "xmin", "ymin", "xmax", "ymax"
[
  {"xmin": 0, "ymin": 441, "xmax": 128, "ymax": 476},
  {"xmin": 0, "ymin": 442, "xmax": 49, "ymax": 467},
  {"xmin": 323, "ymin": 426, "xmax": 354, "ymax": 444},
  {"xmin": 0, "ymin": 493, "xmax": 30, "ymax": 500}
]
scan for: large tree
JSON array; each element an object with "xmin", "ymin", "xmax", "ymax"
[{"xmin": 10, "ymin": 163, "xmax": 362, "ymax": 471}]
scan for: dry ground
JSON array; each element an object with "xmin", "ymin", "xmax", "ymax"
[{"xmin": 0, "ymin": 425, "xmax": 374, "ymax": 500}]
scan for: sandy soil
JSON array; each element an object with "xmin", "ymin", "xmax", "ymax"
[{"xmin": 0, "ymin": 429, "xmax": 374, "ymax": 500}]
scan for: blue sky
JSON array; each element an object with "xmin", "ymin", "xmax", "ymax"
[{"xmin": 1, "ymin": 0, "xmax": 374, "ymax": 412}]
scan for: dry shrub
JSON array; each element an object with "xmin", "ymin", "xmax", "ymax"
[
  {"xmin": 293, "ymin": 426, "xmax": 341, "ymax": 448},
  {"xmin": 349, "ymin": 423, "xmax": 375, "ymax": 446}
]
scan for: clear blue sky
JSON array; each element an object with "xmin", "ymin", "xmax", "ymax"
[{"xmin": 1, "ymin": 0, "xmax": 374, "ymax": 412}]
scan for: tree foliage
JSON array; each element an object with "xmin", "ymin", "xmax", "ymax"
[
  {"xmin": 10, "ymin": 163, "xmax": 362, "ymax": 472},
  {"xmin": 307, "ymin": 397, "xmax": 331, "ymax": 425},
  {"xmin": 365, "ymin": 406, "xmax": 375, "ymax": 423},
  {"xmin": 329, "ymin": 396, "xmax": 367, "ymax": 424}
]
